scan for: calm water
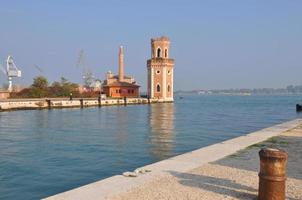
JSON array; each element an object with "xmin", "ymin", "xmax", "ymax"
[{"xmin": 0, "ymin": 95, "xmax": 301, "ymax": 199}]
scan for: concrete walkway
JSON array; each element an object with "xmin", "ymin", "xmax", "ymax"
[
  {"xmin": 45, "ymin": 119, "xmax": 302, "ymax": 200},
  {"xmin": 112, "ymin": 123, "xmax": 302, "ymax": 200}
]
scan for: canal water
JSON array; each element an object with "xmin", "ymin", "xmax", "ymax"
[{"xmin": 0, "ymin": 95, "xmax": 301, "ymax": 199}]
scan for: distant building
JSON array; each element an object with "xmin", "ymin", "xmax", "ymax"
[
  {"xmin": 147, "ymin": 36, "xmax": 174, "ymax": 101},
  {"xmin": 0, "ymin": 89, "xmax": 10, "ymax": 99},
  {"xmin": 102, "ymin": 46, "xmax": 140, "ymax": 98},
  {"xmin": 78, "ymin": 80, "xmax": 102, "ymax": 94}
]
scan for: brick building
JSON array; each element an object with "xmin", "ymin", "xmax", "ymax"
[
  {"xmin": 102, "ymin": 46, "xmax": 140, "ymax": 98},
  {"xmin": 0, "ymin": 90, "xmax": 10, "ymax": 99}
]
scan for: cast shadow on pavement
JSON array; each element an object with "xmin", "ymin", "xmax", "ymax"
[{"xmin": 169, "ymin": 170, "xmax": 257, "ymax": 200}]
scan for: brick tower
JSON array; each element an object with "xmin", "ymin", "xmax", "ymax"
[{"xmin": 147, "ymin": 36, "xmax": 174, "ymax": 101}]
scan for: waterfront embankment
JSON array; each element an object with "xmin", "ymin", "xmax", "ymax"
[
  {"xmin": 44, "ymin": 119, "xmax": 302, "ymax": 200},
  {"xmin": 0, "ymin": 98, "xmax": 170, "ymax": 111}
]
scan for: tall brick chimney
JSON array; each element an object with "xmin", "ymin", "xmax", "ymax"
[{"xmin": 118, "ymin": 46, "xmax": 124, "ymax": 82}]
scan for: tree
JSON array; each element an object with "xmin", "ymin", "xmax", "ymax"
[
  {"xmin": 32, "ymin": 76, "xmax": 48, "ymax": 89},
  {"xmin": 48, "ymin": 77, "xmax": 79, "ymax": 97},
  {"xmin": 12, "ymin": 76, "xmax": 82, "ymax": 98},
  {"xmin": 30, "ymin": 76, "xmax": 49, "ymax": 97},
  {"xmin": 60, "ymin": 77, "xmax": 68, "ymax": 85}
]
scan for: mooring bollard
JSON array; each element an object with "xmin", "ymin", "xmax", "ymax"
[
  {"xmin": 80, "ymin": 99, "xmax": 83, "ymax": 108},
  {"xmin": 46, "ymin": 99, "xmax": 51, "ymax": 109},
  {"xmin": 124, "ymin": 96, "xmax": 127, "ymax": 106},
  {"xmin": 258, "ymin": 148, "xmax": 288, "ymax": 200},
  {"xmin": 98, "ymin": 96, "xmax": 101, "ymax": 107}
]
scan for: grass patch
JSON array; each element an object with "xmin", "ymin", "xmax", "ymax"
[
  {"xmin": 247, "ymin": 136, "xmax": 289, "ymax": 150},
  {"xmin": 266, "ymin": 137, "xmax": 289, "ymax": 145},
  {"xmin": 247, "ymin": 143, "xmax": 265, "ymax": 149},
  {"xmin": 228, "ymin": 153, "xmax": 240, "ymax": 158},
  {"xmin": 267, "ymin": 137, "xmax": 279, "ymax": 144}
]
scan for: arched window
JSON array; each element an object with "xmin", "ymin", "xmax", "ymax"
[
  {"xmin": 167, "ymin": 85, "xmax": 170, "ymax": 92},
  {"xmin": 165, "ymin": 49, "xmax": 168, "ymax": 58},
  {"xmin": 157, "ymin": 48, "xmax": 161, "ymax": 58},
  {"xmin": 157, "ymin": 84, "xmax": 161, "ymax": 92}
]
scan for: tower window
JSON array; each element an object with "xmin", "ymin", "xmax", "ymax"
[
  {"xmin": 168, "ymin": 85, "xmax": 170, "ymax": 92},
  {"xmin": 165, "ymin": 49, "xmax": 168, "ymax": 58},
  {"xmin": 157, "ymin": 48, "xmax": 161, "ymax": 58},
  {"xmin": 156, "ymin": 70, "xmax": 160, "ymax": 74},
  {"xmin": 157, "ymin": 84, "xmax": 161, "ymax": 92}
]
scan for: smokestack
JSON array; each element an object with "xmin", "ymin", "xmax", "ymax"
[{"xmin": 118, "ymin": 46, "xmax": 124, "ymax": 82}]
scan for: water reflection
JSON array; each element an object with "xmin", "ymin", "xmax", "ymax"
[
  {"xmin": 148, "ymin": 103, "xmax": 175, "ymax": 160},
  {"xmin": 115, "ymin": 107, "xmax": 136, "ymax": 148}
]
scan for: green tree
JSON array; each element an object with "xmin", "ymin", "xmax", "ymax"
[
  {"xmin": 30, "ymin": 76, "xmax": 49, "ymax": 97},
  {"xmin": 49, "ymin": 77, "xmax": 79, "ymax": 97},
  {"xmin": 32, "ymin": 76, "xmax": 48, "ymax": 89},
  {"xmin": 60, "ymin": 77, "xmax": 68, "ymax": 85}
]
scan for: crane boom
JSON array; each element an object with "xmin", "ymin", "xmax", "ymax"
[{"xmin": 4, "ymin": 56, "xmax": 22, "ymax": 92}]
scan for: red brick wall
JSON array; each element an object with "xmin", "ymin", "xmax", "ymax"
[
  {"xmin": 153, "ymin": 67, "xmax": 164, "ymax": 98},
  {"xmin": 0, "ymin": 92, "xmax": 10, "ymax": 99},
  {"xmin": 103, "ymin": 86, "xmax": 139, "ymax": 98}
]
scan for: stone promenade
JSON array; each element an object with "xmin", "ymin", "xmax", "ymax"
[
  {"xmin": 45, "ymin": 119, "xmax": 302, "ymax": 200},
  {"xmin": 112, "ymin": 123, "xmax": 302, "ymax": 200}
]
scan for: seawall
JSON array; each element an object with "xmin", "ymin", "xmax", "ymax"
[
  {"xmin": 44, "ymin": 118, "xmax": 302, "ymax": 200},
  {"xmin": 0, "ymin": 98, "xmax": 172, "ymax": 111}
]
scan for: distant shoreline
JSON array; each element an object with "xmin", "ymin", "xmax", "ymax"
[{"xmin": 175, "ymin": 92, "xmax": 302, "ymax": 96}]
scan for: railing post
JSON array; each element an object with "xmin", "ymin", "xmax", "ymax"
[{"xmin": 258, "ymin": 148, "xmax": 288, "ymax": 200}]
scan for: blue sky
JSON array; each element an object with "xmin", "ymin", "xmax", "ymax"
[{"xmin": 0, "ymin": 0, "xmax": 301, "ymax": 91}]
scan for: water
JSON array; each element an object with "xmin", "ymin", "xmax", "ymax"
[{"xmin": 0, "ymin": 95, "xmax": 301, "ymax": 199}]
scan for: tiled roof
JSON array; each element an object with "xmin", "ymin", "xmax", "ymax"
[{"xmin": 112, "ymin": 75, "xmax": 132, "ymax": 79}]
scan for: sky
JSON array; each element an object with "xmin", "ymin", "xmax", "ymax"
[{"xmin": 0, "ymin": 0, "xmax": 301, "ymax": 91}]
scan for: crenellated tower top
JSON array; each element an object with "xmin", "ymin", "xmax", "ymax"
[{"xmin": 151, "ymin": 36, "xmax": 171, "ymax": 59}]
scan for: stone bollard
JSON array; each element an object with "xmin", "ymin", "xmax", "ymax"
[
  {"xmin": 124, "ymin": 96, "xmax": 127, "ymax": 106},
  {"xmin": 80, "ymin": 99, "xmax": 84, "ymax": 108},
  {"xmin": 258, "ymin": 148, "xmax": 288, "ymax": 200},
  {"xmin": 46, "ymin": 99, "xmax": 51, "ymax": 109},
  {"xmin": 98, "ymin": 96, "xmax": 102, "ymax": 107}
]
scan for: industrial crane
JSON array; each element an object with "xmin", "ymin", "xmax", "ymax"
[
  {"xmin": 76, "ymin": 50, "xmax": 98, "ymax": 88},
  {"xmin": 0, "ymin": 56, "xmax": 22, "ymax": 92}
]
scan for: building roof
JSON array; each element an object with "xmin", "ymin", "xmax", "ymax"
[
  {"xmin": 0, "ymin": 89, "xmax": 9, "ymax": 93},
  {"xmin": 112, "ymin": 75, "xmax": 132, "ymax": 79},
  {"xmin": 103, "ymin": 81, "xmax": 140, "ymax": 88}
]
